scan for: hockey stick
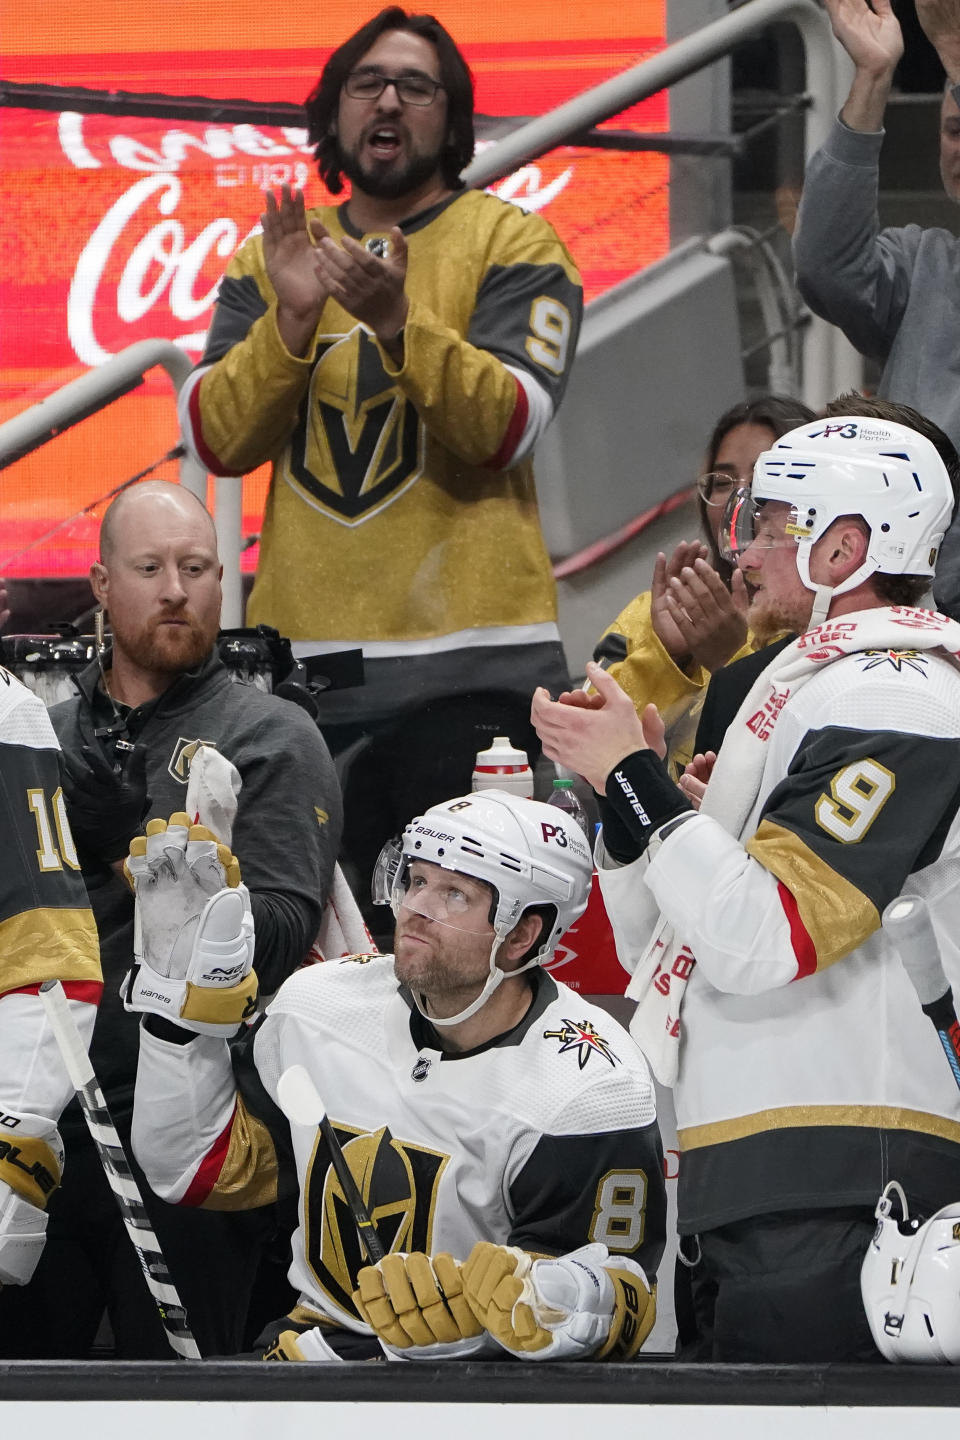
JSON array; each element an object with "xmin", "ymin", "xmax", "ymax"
[
  {"xmin": 882, "ymin": 895, "xmax": 960, "ymax": 1092},
  {"xmin": 39, "ymin": 979, "xmax": 201, "ymax": 1359},
  {"xmin": 276, "ymin": 1064, "xmax": 386, "ymax": 1263}
]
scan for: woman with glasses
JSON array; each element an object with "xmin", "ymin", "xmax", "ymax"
[{"xmin": 591, "ymin": 396, "xmax": 815, "ymax": 777}]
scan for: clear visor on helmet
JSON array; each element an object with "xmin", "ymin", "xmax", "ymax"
[
  {"xmin": 718, "ymin": 488, "xmax": 811, "ymax": 565},
  {"xmin": 371, "ymin": 836, "xmax": 404, "ymax": 908},
  {"xmin": 371, "ymin": 843, "xmax": 497, "ymax": 935}
]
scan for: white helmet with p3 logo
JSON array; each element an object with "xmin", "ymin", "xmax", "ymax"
[
  {"xmin": 723, "ymin": 415, "xmax": 954, "ymax": 626},
  {"xmin": 374, "ymin": 790, "xmax": 593, "ymax": 1026}
]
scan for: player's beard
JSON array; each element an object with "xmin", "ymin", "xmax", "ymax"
[
  {"xmin": 393, "ymin": 925, "xmax": 492, "ymax": 1013},
  {"xmin": 336, "ymin": 134, "xmax": 444, "ymax": 200},
  {"xmin": 111, "ymin": 608, "xmax": 218, "ymax": 676},
  {"xmin": 748, "ymin": 590, "xmax": 813, "ymax": 645}
]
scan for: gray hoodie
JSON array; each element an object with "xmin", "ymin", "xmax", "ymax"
[{"xmin": 793, "ymin": 109, "xmax": 960, "ymax": 617}]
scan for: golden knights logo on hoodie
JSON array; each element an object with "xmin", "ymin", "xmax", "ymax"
[{"xmin": 167, "ymin": 736, "xmax": 217, "ymax": 784}]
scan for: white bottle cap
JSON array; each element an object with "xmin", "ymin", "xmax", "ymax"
[{"xmin": 472, "ymin": 736, "xmax": 534, "ymax": 797}]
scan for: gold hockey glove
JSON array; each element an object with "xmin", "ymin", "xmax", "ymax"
[
  {"xmin": 353, "ymin": 1252, "xmax": 490, "ymax": 1358},
  {"xmin": 462, "ymin": 1240, "xmax": 655, "ymax": 1360}
]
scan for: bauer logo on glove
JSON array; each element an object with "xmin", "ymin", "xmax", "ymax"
[{"xmin": 121, "ymin": 813, "xmax": 257, "ymax": 1036}]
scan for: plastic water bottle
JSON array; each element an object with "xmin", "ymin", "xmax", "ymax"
[
  {"xmin": 547, "ymin": 776, "xmax": 590, "ymax": 838},
  {"xmin": 547, "ymin": 778, "xmax": 626, "ymax": 994},
  {"xmin": 471, "ymin": 736, "xmax": 534, "ymax": 798}
]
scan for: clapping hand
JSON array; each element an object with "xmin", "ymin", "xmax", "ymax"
[
  {"xmin": 311, "ymin": 226, "xmax": 409, "ymax": 348},
  {"xmin": 678, "ymin": 751, "xmax": 717, "ymax": 810},
  {"xmin": 662, "ymin": 555, "xmax": 750, "ymax": 674},
  {"xmin": 532, "ymin": 663, "xmax": 665, "ymax": 794},
  {"xmin": 261, "ymin": 185, "xmax": 330, "ymax": 352},
  {"xmin": 651, "ymin": 544, "xmax": 749, "ymax": 673}
]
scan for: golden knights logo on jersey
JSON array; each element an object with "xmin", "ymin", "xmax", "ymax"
[
  {"xmin": 304, "ymin": 1121, "xmax": 448, "ymax": 1318},
  {"xmin": 543, "ymin": 1018, "xmax": 621, "ymax": 1069},
  {"xmin": 855, "ymin": 649, "xmax": 929, "ymax": 675},
  {"xmin": 167, "ymin": 737, "xmax": 217, "ymax": 784},
  {"xmin": 285, "ymin": 328, "xmax": 426, "ymax": 526}
]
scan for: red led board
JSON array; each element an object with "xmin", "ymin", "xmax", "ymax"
[{"xmin": 0, "ymin": 1, "xmax": 668, "ymax": 576}]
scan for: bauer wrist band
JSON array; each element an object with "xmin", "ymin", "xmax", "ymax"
[{"xmin": 603, "ymin": 750, "xmax": 694, "ymax": 857}]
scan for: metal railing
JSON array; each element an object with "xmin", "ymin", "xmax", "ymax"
[
  {"xmin": 0, "ymin": 341, "xmax": 250, "ymax": 621},
  {"xmin": 465, "ymin": 0, "xmax": 841, "ymax": 187},
  {"xmin": 0, "ymin": 340, "xmax": 205, "ymax": 492},
  {"xmin": 0, "ymin": 0, "xmax": 853, "ymax": 619},
  {"xmin": 464, "ymin": 0, "xmax": 857, "ymax": 410}
]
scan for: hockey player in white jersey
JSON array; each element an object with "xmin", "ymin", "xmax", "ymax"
[
  {"xmin": 128, "ymin": 791, "xmax": 665, "ymax": 1361},
  {"xmin": 0, "ymin": 664, "xmax": 101, "ymax": 1292},
  {"xmin": 532, "ymin": 404, "xmax": 960, "ymax": 1362}
]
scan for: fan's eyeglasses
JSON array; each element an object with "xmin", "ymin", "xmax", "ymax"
[
  {"xmin": 696, "ymin": 472, "xmax": 741, "ymax": 508},
  {"xmin": 343, "ymin": 70, "xmax": 446, "ymax": 106}
]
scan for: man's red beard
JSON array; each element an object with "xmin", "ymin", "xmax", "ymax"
[
  {"xmin": 113, "ymin": 611, "xmax": 217, "ymax": 675},
  {"xmin": 747, "ymin": 591, "xmax": 813, "ymax": 645}
]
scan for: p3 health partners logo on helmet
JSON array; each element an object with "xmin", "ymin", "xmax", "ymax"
[
  {"xmin": 808, "ymin": 420, "xmax": 897, "ymax": 444},
  {"xmin": 303, "ymin": 1122, "xmax": 449, "ymax": 1319},
  {"xmin": 285, "ymin": 326, "xmax": 425, "ymax": 525}
]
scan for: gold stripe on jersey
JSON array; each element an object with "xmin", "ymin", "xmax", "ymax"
[
  {"xmin": 0, "ymin": 907, "xmax": 100, "ymax": 992},
  {"xmin": 679, "ymin": 1104, "xmax": 960, "ymax": 1152},
  {"xmin": 201, "ymin": 1095, "xmax": 279, "ymax": 1211},
  {"xmin": 745, "ymin": 818, "xmax": 878, "ymax": 970},
  {"xmin": 0, "ymin": 1134, "xmax": 62, "ymax": 1209}
]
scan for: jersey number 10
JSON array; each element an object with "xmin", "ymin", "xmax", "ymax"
[{"xmin": 27, "ymin": 787, "xmax": 80, "ymax": 872}]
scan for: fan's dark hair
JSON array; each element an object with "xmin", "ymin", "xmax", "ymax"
[
  {"xmin": 699, "ymin": 395, "xmax": 816, "ymax": 584},
  {"xmin": 304, "ymin": 8, "xmax": 475, "ymax": 195}
]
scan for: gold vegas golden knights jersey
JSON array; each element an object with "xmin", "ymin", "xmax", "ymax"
[
  {"xmin": 132, "ymin": 957, "xmax": 665, "ymax": 1339},
  {"xmin": 181, "ymin": 189, "xmax": 582, "ymax": 710},
  {"xmin": 0, "ymin": 667, "xmax": 101, "ymax": 1201}
]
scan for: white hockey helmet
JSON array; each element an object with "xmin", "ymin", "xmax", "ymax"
[
  {"xmin": 861, "ymin": 1180, "xmax": 960, "ymax": 1363},
  {"xmin": 374, "ymin": 790, "xmax": 593, "ymax": 1026},
  {"xmin": 722, "ymin": 416, "xmax": 954, "ymax": 624}
]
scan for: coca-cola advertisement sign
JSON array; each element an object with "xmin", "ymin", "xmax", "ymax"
[{"xmin": 1, "ymin": 0, "xmax": 669, "ymax": 575}]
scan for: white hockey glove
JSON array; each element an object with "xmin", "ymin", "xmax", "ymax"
[
  {"xmin": 0, "ymin": 1109, "xmax": 65, "ymax": 1286},
  {"xmin": 122, "ymin": 813, "xmax": 257, "ymax": 1037},
  {"xmin": 262, "ymin": 1326, "xmax": 346, "ymax": 1362},
  {"xmin": 462, "ymin": 1241, "xmax": 655, "ymax": 1361},
  {"xmin": 353, "ymin": 1252, "xmax": 491, "ymax": 1359}
]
